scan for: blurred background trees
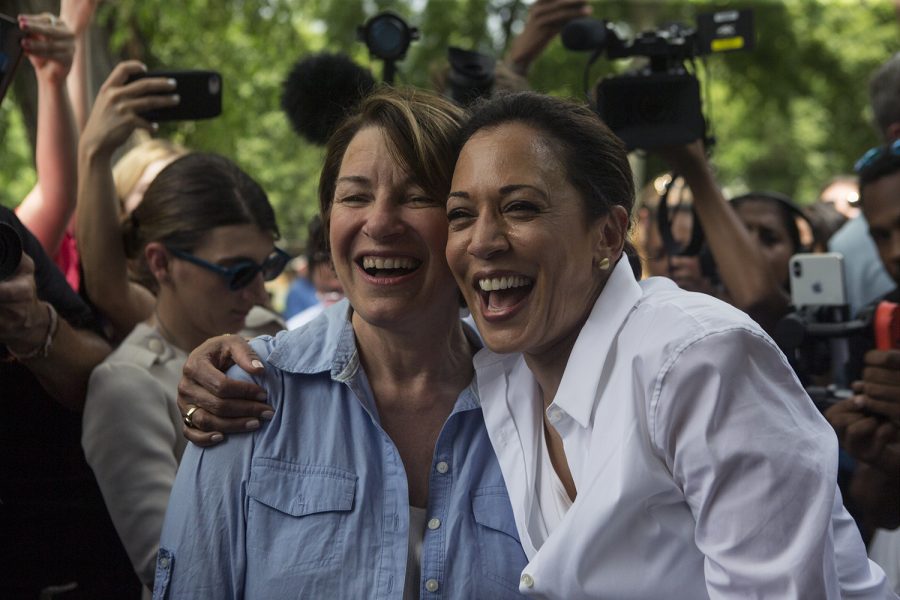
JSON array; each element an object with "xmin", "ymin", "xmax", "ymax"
[{"xmin": 1, "ymin": 0, "xmax": 897, "ymax": 247}]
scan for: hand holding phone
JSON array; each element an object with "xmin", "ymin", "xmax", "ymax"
[{"xmin": 125, "ymin": 69, "xmax": 222, "ymax": 121}]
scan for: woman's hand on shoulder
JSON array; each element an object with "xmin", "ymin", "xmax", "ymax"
[{"xmin": 177, "ymin": 334, "xmax": 273, "ymax": 447}]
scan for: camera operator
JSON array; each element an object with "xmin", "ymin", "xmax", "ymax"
[
  {"xmin": 825, "ymin": 146, "xmax": 900, "ymax": 544},
  {"xmin": 660, "ymin": 142, "xmax": 793, "ymax": 335},
  {"xmin": 0, "ymin": 206, "xmax": 139, "ymax": 597}
]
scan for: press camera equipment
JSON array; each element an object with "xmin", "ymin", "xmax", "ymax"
[
  {"xmin": 446, "ymin": 47, "xmax": 495, "ymax": 107},
  {"xmin": 561, "ymin": 9, "xmax": 754, "ymax": 150},
  {"xmin": 0, "ymin": 222, "xmax": 23, "ymax": 281},
  {"xmin": 357, "ymin": 11, "xmax": 419, "ymax": 85},
  {"xmin": 774, "ymin": 253, "xmax": 900, "ymax": 412}
]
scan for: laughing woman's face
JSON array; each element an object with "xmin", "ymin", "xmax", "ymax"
[{"xmin": 446, "ymin": 122, "xmax": 611, "ymax": 358}]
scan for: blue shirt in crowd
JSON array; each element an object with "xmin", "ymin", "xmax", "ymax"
[{"xmin": 154, "ymin": 301, "xmax": 528, "ymax": 599}]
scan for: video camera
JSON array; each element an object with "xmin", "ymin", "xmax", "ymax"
[
  {"xmin": 774, "ymin": 253, "xmax": 900, "ymax": 411},
  {"xmin": 562, "ymin": 10, "xmax": 754, "ymax": 150}
]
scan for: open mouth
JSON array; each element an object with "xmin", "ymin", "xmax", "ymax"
[
  {"xmin": 359, "ymin": 256, "xmax": 422, "ymax": 278},
  {"xmin": 476, "ymin": 275, "xmax": 534, "ymax": 313}
]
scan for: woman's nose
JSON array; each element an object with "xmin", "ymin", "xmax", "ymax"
[
  {"xmin": 468, "ymin": 213, "xmax": 509, "ymax": 259},
  {"xmin": 362, "ymin": 199, "xmax": 404, "ymax": 241}
]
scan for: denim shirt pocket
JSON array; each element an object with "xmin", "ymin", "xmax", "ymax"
[
  {"xmin": 472, "ymin": 486, "xmax": 529, "ymax": 595},
  {"xmin": 247, "ymin": 459, "xmax": 357, "ymax": 574}
]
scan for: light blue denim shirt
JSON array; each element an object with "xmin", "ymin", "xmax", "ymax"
[{"xmin": 154, "ymin": 300, "xmax": 528, "ymax": 599}]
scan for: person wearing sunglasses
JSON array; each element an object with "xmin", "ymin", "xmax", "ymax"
[{"xmin": 80, "ymin": 151, "xmax": 284, "ymax": 594}]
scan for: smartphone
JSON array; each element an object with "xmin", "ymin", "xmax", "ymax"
[
  {"xmin": 789, "ymin": 253, "xmax": 847, "ymax": 308},
  {"xmin": 126, "ymin": 70, "xmax": 222, "ymax": 121},
  {"xmin": 0, "ymin": 13, "xmax": 25, "ymax": 106}
]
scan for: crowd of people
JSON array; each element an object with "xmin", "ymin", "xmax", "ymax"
[{"xmin": 2, "ymin": 0, "xmax": 899, "ymax": 598}]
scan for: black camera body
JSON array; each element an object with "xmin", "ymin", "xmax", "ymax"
[{"xmin": 563, "ymin": 10, "xmax": 754, "ymax": 150}]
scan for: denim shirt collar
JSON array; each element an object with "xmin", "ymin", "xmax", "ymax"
[
  {"xmin": 266, "ymin": 299, "xmax": 359, "ymax": 381},
  {"xmin": 266, "ymin": 299, "xmax": 483, "ymax": 412}
]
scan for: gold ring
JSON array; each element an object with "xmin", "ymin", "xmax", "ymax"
[{"xmin": 183, "ymin": 405, "xmax": 200, "ymax": 428}]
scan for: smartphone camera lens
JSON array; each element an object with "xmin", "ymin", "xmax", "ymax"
[
  {"xmin": 208, "ymin": 74, "xmax": 221, "ymax": 96},
  {"xmin": 792, "ymin": 261, "xmax": 802, "ymax": 278}
]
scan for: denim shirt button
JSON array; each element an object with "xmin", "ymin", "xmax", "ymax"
[
  {"xmin": 435, "ymin": 461, "xmax": 449, "ymax": 474},
  {"xmin": 159, "ymin": 556, "xmax": 170, "ymax": 568},
  {"xmin": 425, "ymin": 579, "xmax": 439, "ymax": 593},
  {"xmin": 521, "ymin": 573, "xmax": 534, "ymax": 588},
  {"xmin": 427, "ymin": 518, "xmax": 441, "ymax": 530}
]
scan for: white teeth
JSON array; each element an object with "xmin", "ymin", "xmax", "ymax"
[
  {"xmin": 362, "ymin": 256, "xmax": 416, "ymax": 270},
  {"xmin": 478, "ymin": 276, "xmax": 532, "ymax": 291}
]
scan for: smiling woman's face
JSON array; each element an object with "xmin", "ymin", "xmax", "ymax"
[
  {"xmin": 446, "ymin": 122, "xmax": 613, "ymax": 357},
  {"xmin": 329, "ymin": 126, "xmax": 460, "ymax": 330}
]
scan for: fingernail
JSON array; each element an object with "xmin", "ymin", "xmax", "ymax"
[
  {"xmin": 167, "ymin": 78, "xmax": 177, "ymax": 87},
  {"xmin": 211, "ymin": 433, "xmax": 224, "ymax": 443},
  {"xmin": 251, "ymin": 359, "xmax": 264, "ymax": 370},
  {"xmin": 151, "ymin": 122, "xmax": 159, "ymax": 132},
  {"xmin": 140, "ymin": 63, "xmax": 148, "ymax": 72},
  {"xmin": 852, "ymin": 395, "xmax": 865, "ymax": 407},
  {"xmin": 246, "ymin": 419, "xmax": 260, "ymax": 431},
  {"xmin": 171, "ymin": 94, "xmax": 180, "ymax": 102},
  {"xmin": 256, "ymin": 392, "xmax": 268, "ymax": 402},
  {"xmin": 260, "ymin": 410, "xmax": 274, "ymax": 421}
]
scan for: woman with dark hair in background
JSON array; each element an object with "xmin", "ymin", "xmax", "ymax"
[{"xmin": 81, "ymin": 151, "xmax": 287, "ymax": 594}]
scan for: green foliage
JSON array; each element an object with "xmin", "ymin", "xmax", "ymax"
[{"xmin": 1, "ymin": 0, "xmax": 898, "ymax": 238}]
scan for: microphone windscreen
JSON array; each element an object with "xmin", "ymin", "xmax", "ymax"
[
  {"xmin": 281, "ymin": 53, "xmax": 377, "ymax": 146},
  {"xmin": 561, "ymin": 18, "xmax": 608, "ymax": 51}
]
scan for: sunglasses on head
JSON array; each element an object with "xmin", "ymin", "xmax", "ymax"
[
  {"xmin": 854, "ymin": 138, "xmax": 900, "ymax": 173},
  {"xmin": 166, "ymin": 246, "xmax": 290, "ymax": 290}
]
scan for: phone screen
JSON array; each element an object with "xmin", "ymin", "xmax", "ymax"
[{"xmin": 0, "ymin": 13, "xmax": 24, "ymax": 106}]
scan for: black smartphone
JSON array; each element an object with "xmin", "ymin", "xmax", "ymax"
[
  {"xmin": 0, "ymin": 13, "xmax": 25, "ymax": 106},
  {"xmin": 126, "ymin": 69, "xmax": 222, "ymax": 121}
]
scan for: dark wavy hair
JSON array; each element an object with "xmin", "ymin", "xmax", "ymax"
[{"xmin": 454, "ymin": 91, "xmax": 640, "ymax": 277}]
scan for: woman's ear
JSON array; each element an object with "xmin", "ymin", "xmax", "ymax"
[
  {"xmin": 592, "ymin": 205, "xmax": 629, "ymax": 268},
  {"xmin": 145, "ymin": 242, "xmax": 172, "ymax": 288}
]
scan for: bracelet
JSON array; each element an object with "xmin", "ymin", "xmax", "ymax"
[{"xmin": 9, "ymin": 302, "xmax": 59, "ymax": 361}]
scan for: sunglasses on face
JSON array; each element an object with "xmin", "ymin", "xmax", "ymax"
[
  {"xmin": 854, "ymin": 138, "xmax": 900, "ymax": 173},
  {"xmin": 166, "ymin": 246, "xmax": 290, "ymax": 290}
]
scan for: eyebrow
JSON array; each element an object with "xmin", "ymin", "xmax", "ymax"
[{"xmin": 448, "ymin": 184, "xmax": 548, "ymax": 200}]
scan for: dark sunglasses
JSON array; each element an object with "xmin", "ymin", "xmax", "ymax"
[
  {"xmin": 167, "ymin": 246, "xmax": 290, "ymax": 290},
  {"xmin": 854, "ymin": 138, "xmax": 900, "ymax": 173}
]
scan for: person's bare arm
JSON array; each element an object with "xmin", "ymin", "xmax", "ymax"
[
  {"xmin": 504, "ymin": 0, "xmax": 591, "ymax": 76},
  {"xmin": 1, "ymin": 253, "xmax": 110, "ymax": 411},
  {"xmin": 177, "ymin": 335, "xmax": 272, "ymax": 446},
  {"xmin": 662, "ymin": 142, "xmax": 790, "ymax": 332},
  {"xmin": 14, "ymin": 13, "xmax": 77, "ymax": 257},
  {"xmin": 61, "ymin": 0, "xmax": 100, "ymax": 132},
  {"xmin": 77, "ymin": 61, "xmax": 176, "ymax": 339}
]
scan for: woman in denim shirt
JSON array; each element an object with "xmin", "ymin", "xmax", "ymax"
[{"xmin": 154, "ymin": 88, "xmax": 528, "ymax": 599}]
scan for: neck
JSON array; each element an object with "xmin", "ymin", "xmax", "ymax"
[
  {"xmin": 524, "ymin": 285, "xmax": 604, "ymax": 408},
  {"xmin": 153, "ymin": 295, "xmax": 209, "ymax": 353},
  {"xmin": 352, "ymin": 307, "xmax": 473, "ymax": 411}
]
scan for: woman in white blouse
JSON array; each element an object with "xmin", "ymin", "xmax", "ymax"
[{"xmin": 443, "ymin": 91, "xmax": 892, "ymax": 599}]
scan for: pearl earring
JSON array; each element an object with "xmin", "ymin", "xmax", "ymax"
[{"xmin": 598, "ymin": 257, "xmax": 610, "ymax": 271}]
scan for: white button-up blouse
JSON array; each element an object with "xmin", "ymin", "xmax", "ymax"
[{"xmin": 475, "ymin": 257, "xmax": 893, "ymax": 599}]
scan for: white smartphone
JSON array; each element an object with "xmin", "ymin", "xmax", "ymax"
[{"xmin": 788, "ymin": 253, "xmax": 847, "ymax": 308}]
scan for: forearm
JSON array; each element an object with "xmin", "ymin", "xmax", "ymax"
[
  {"xmin": 68, "ymin": 29, "xmax": 91, "ymax": 132},
  {"xmin": 680, "ymin": 162, "xmax": 790, "ymax": 330},
  {"xmin": 16, "ymin": 76, "xmax": 78, "ymax": 255},
  {"xmin": 19, "ymin": 318, "xmax": 110, "ymax": 411},
  {"xmin": 76, "ymin": 145, "xmax": 135, "ymax": 314}
]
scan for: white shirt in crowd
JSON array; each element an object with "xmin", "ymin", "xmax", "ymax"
[{"xmin": 475, "ymin": 257, "xmax": 894, "ymax": 599}]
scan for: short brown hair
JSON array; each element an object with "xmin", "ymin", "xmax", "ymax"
[{"xmin": 318, "ymin": 86, "xmax": 467, "ymax": 242}]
